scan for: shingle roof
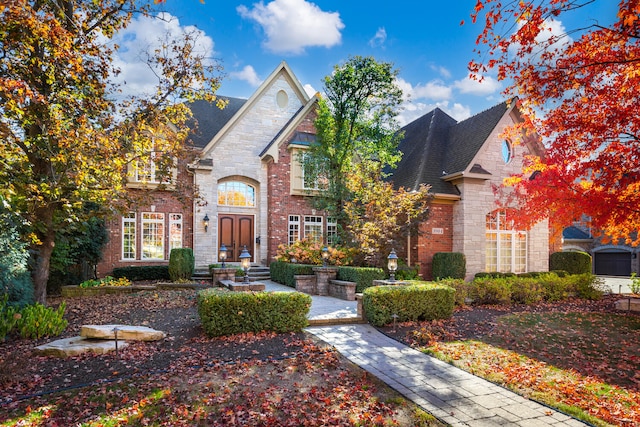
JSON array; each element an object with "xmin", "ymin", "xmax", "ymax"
[
  {"xmin": 186, "ymin": 97, "xmax": 247, "ymax": 149},
  {"xmin": 388, "ymin": 100, "xmax": 511, "ymax": 195}
]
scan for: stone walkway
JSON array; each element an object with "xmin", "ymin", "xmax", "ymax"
[{"xmin": 307, "ymin": 324, "xmax": 588, "ymax": 427}]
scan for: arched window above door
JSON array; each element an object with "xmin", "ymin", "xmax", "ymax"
[{"xmin": 218, "ymin": 181, "xmax": 256, "ymax": 207}]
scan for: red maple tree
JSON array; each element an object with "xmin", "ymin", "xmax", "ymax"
[{"xmin": 470, "ymin": 0, "xmax": 640, "ymax": 243}]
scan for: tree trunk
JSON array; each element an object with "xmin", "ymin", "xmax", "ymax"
[{"xmin": 32, "ymin": 210, "xmax": 56, "ymax": 305}]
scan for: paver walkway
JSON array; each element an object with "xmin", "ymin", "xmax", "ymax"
[{"xmin": 307, "ymin": 324, "xmax": 588, "ymax": 427}]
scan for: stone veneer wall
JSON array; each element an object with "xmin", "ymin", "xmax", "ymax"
[
  {"xmin": 452, "ymin": 111, "xmax": 549, "ymax": 280},
  {"xmin": 193, "ymin": 74, "xmax": 306, "ymax": 268}
]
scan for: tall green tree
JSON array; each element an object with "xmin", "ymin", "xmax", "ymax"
[
  {"xmin": 0, "ymin": 0, "xmax": 224, "ymax": 303},
  {"xmin": 308, "ymin": 56, "xmax": 404, "ymax": 230}
]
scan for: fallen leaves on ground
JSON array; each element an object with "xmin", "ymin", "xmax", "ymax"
[
  {"xmin": 0, "ymin": 289, "xmax": 441, "ymax": 426},
  {"xmin": 383, "ymin": 295, "xmax": 640, "ymax": 427}
]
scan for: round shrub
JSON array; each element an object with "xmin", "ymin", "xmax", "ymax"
[{"xmin": 549, "ymin": 251, "xmax": 591, "ymax": 275}]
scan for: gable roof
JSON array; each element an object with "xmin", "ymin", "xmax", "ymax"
[{"xmin": 388, "ymin": 100, "xmax": 513, "ymax": 195}]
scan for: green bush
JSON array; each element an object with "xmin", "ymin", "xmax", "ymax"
[
  {"xmin": 510, "ymin": 277, "xmax": 543, "ymax": 305},
  {"xmin": 269, "ymin": 261, "xmax": 315, "ymax": 288},
  {"xmin": 537, "ymin": 273, "xmax": 569, "ymax": 302},
  {"xmin": 468, "ymin": 278, "xmax": 512, "ymax": 305},
  {"xmin": 474, "ymin": 272, "xmax": 517, "ymax": 279},
  {"xmin": 197, "ymin": 289, "xmax": 311, "ymax": 336},
  {"xmin": 568, "ymin": 273, "xmax": 604, "ymax": 300},
  {"xmin": 112, "ymin": 265, "xmax": 170, "ymax": 281},
  {"xmin": 168, "ymin": 248, "xmax": 195, "ymax": 282},
  {"xmin": 363, "ymin": 282, "xmax": 455, "ymax": 327},
  {"xmin": 432, "ymin": 252, "xmax": 466, "ymax": 280},
  {"xmin": 549, "ymin": 251, "xmax": 592, "ymax": 275},
  {"xmin": 337, "ymin": 266, "xmax": 386, "ymax": 292},
  {"xmin": 1, "ymin": 295, "xmax": 68, "ymax": 341},
  {"xmin": 437, "ymin": 278, "xmax": 469, "ymax": 306}
]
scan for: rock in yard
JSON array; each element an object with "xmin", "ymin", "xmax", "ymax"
[
  {"xmin": 34, "ymin": 337, "xmax": 129, "ymax": 358},
  {"xmin": 81, "ymin": 324, "xmax": 166, "ymax": 341}
]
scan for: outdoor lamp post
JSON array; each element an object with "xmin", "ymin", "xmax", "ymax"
[
  {"xmin": 219, "ymin": 244, "xmax": 227, "ymax": 268},
  {"xmin": 203, "ymin": 214, "xmax": 210, "ymax": 232},
  {"xmin": 239, "ymin": 245, "xmax": 251, "ymax": 283},
  {"xmin": 322, "ymin": 246, "xmax": 329, "ymax": 267},
  {"xmin": 387, "ymin": 249, "xmax": 398, "ymax": 282}
]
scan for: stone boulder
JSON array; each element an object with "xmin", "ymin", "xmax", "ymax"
[
  {"xmin": 81, "ymin": 324, "xmax": 166, "ymax": 341},
  {"xmin": 35, "ymin": 337, "xmax": 129, "ymax": 357}
]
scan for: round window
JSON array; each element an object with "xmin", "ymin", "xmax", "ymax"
[
  {"xmin": 501, "ymin": 140, "xmax": 513, "ymax": 164},
  {"xmin": 276, "ymin": 90, "xmax": 288, "ymax": 109}
]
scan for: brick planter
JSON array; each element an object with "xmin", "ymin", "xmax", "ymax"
[{"xmin": 294, "ymin": 275, "xmax": 316, "ymax": 294}]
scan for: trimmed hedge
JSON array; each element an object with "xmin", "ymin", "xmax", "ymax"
[
  {"xmin": 467, "ymin": 272, "xmax": 603, "ymax": 305},
  {"xmin": 432, "ymin": 252, "xmax": 466, "ymax": 280},
  {"xmin": 269, "ymin": 261, "xmax": 315, "ymax": 287},
  {"xmin": 549, "ymin": 251, "xmax": 592, "ymax": 275},
  {"xmin": 197, "ymin": 289, "xmax": 311, "ymax": 337},
  {"xmin": 363, "ymin": 282, "xmax": 455, "ymax": 327},
  {"xmin": 337, "ymin": 266, "xmax": 386, "ymax": 292},
  {"xmin": 169, "ymin": 248, "xmax": 195, "ymax": 282},
  {"xmin": 112, "ymin": 265, "xmax": 170, "ymax": 281}
]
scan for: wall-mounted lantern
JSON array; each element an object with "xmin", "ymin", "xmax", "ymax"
[
  {"xmin": 239, "ymin": 245, "xmax": 251, "ymax": 283},
  {"xmin": 387, "ymin": 248, "xmax": 398, "ymax": 282},
  {"xmin": 203, "ymin": 214, "xmax": 210, "ymax": 232},
  {"xmin": 219, "ymin": 243, "xmax": 227, "ymax": 268}
]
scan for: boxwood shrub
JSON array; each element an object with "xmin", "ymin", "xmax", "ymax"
[
  {"xmin": 432, "ymin": 252, "xmax": 466, "ymax": 280},
  {"xmin": 197, "ymin": 289, "xmax": 312, "ymax": 336},
  {"xmin": 337, "ymin": 266, "xmax": 385, "ymax": 292},
  {"xmin": 112, "ymin": 265, "xmax": 170, "ymax": 281},
  {"xmin": 549, "ymin": 251, "xmax": 592, "ymax": 275},
  {"xmin": 269, "ymin": 261, "xmax": 315, "ymax": 288},
  {"xmin": 363, "ymin": 282, "xmax": 455, "ymax": 327}
]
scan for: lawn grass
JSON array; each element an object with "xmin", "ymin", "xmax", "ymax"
[{"xmin": 421, "ymin": 311, "xmax": 640, "ymax": 427}]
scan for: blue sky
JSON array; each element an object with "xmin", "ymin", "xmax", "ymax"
[{"xmin": 114, "ymin": 0, "xmax": 618, "ymax": 125}]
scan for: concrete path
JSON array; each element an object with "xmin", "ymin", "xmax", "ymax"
[{"xmin": 307, "ymin": 324, "xmax": 588, "ymax": 427}]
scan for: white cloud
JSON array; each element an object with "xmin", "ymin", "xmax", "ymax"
[
  {"xmin": 454, "ymin": 74, "xmax": 502, "ymax": 96},
  {"xmin": 110, "ymin": 13, "xmax": 215, "ymax": 99},
  {"xmin": 230, "ymin": 65, "xmax": 263, "ymax": 87},
  {"xmin": 237, "ymin": 0, "xmax": 344, "ymax": 54},
  {"xmin": 303, "ymin": 83, "xmax": 318, "ymax": 97},
  {"xmin": 369, "ymin": 27, "xmax": 387, "ymax": 48},
  {"xmin": 430, "ymin": 64, "xmax": 451, "ymax": 79},
  {"xmin": 396, "ymin": 77, "xmax": 452, "ymax": 102},
  {"xmin": 398, "ymin": 100, "xmax": 471, "ymax": 126}
]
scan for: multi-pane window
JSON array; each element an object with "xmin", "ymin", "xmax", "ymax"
[
  {"xmin": 327, "ymin": 216, "xmax": 338, "ymax": 246},
  {"xmin": 130, "ymin": 151, "xmax": 175, "ymax": 185},
  {"xmin": 304, "ymin": 216, "xmax": 323, "ymax": 244},
  {"xmin": 301, "ymin": 153, "xmax": 328, "ymax": 191},
  {"xmin": 288, "ymin": 215, "xmax": 300, "ymax": 245},
  {"xmin": 486, "ymin": 210, "xmax": 527, "ymax": 273},
  {"xmin": 169, "ymin": 213, "xmax": 183, "ymax": 250},
  {"xmin": 122, "ymin": 213, "xmax": 136, "ymax": 260},
  {"xmin": 218, "ymin": 181, "xmax": 256, "ymax": 207},
  {"xmin": 142, "ymin": 213, "xmax": 164, "ymax": 260}
]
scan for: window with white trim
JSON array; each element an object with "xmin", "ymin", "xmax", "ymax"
[
  {"xmin": 288, "ymin": 215, "xmax": 300, "ymax": 245},
  {"xmin": 327, "ymin": 216, "xmax": 338, "ymax": 246},
  {"xmin": 169, "ymin": 213, "xmax": 183, "ymax": 250},
  {"xmin": 304, "ymin": 216, "xmax": 323, "ymax": 244},
  {"xmin": 486, "ymin": 210, "xmax": 527, "ymax": 273},
  {"xmin": 122, "ymin": 213, "xmax": 136, "ymax": 260},
  {"xmin": 218, "ymin": 181, "xmax": 256, "ymax": 207},
  {"xmin": 142, "ymin": 212, "xmax": 165, "ymax": 260},
  {"xmin": 129, "ymin": 151, "xmax": 176, "ymax": 185}
]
